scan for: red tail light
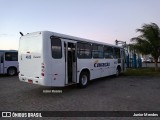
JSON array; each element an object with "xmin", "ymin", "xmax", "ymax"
[
  {"xmin": 41, "ymin": 73, "xmax": 44, "ymax": 76},
  {"xmin": 28, "ymin": 79, "xmax": 33, "ymax": 83},
  {"xmin": 41, "ymin": 63, "xmax": 45, "ymax": 76}
]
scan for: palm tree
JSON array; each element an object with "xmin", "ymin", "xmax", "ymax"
[{"xmin": 130, "ymin": 23, "xmax": 160, "ymax": 71}]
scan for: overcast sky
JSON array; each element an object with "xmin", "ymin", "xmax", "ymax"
[{"xmin": 0, "ymin": 0, "xmax": 160, "ymax": 50}]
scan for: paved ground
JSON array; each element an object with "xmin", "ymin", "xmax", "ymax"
[{"xmin": 0, "ymin": 75, "xmax": 160, "ymax": 120}]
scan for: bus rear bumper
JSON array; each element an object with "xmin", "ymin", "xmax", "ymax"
[{"xmin": 19, "ymin": 75, "xmax": 50, "ymax": 86}]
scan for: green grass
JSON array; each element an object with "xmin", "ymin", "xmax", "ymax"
[{"xmin": 123, "ymin": 68, "xmax": 160, "ymax": 76}]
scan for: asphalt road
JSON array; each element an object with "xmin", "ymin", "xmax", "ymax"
[{"xmin": 0, "ymin": 75, "xmax": 160, "ymax": 120}]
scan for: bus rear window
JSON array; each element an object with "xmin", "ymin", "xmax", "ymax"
[
  {"xmin": 51, "ymin": 37, "xmax": 62, "ymax": 59},
  {"xmin": 19, "ymin": 34, "xmax": 42, "ymax": 53}
]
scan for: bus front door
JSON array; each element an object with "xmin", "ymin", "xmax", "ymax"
[
  {"xmin": 0, "ymin": 52, "xmax": 4, "ymax": 74},
  {"xmin": 65, "ymin": 42, "xmax": 77, "ymax": 84}
]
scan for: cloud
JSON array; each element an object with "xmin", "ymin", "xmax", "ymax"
[
  {"xmin": 0, "ymin": 34, "xmax": 8, "ymax": 36},
  {"xmin": 0, "ymin": 34, "xmax": 12, "ymax": 37}
]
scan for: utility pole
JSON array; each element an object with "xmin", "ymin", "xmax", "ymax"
[{"xmin": 115, "ymin": 39, "xmax": 126, "ymax": 47}]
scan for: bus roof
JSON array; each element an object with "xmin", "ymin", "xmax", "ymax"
[
  {"xmin": 21, "ymin": 31, "xmax": 123, "ymax": 48},
  {"xmin": 0, "ymin": 50, "xmax": 18, "ymax": 52}
]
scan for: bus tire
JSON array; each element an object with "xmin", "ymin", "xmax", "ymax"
[
  {"xmin": 78, "ymin": 72, "xmax": 89, "ymax": 88},
  {"xmin": 7, "ymin": 67, "xmax": 17, "ymax": 76},
  {"xmin": 115, "ymin": 66, "xmax": 121, "ymax": 77}
]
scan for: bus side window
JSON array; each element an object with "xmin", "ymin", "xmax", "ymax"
[
  {"xmin": 51, "ymin": 37, "xmax": 62, "ymax": 59},
  {"xmin": 77, "ymin": 42, "xmax": 91, "ymax": 59},
  {"xmin": 114, "ymin": 48, "xmax": 120, "ymax": 59},
  {"xmin": 92, "ymin": 44, "xmax": 104, "ymax": 58},
  {"xmin": 5, "ymin": 52, "xmax": 18, "ymax": 61},
  {"xmin": 1, "ymin": 55, "xmax": 4, "ymax": 63},
  {"xmin": 104, "ymin": 46, "xmax": 114, "ymax": 59},
  {"xmin": 114, "ymin": 48, "xmax": 121, "ymax": 63}
]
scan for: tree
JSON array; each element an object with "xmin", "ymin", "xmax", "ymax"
[{"xmin": 130, "ymin": 23, "xmax": 160, "ymax": 71}]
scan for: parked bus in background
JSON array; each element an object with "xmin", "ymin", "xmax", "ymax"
[
  {"xmin": 0, "ymin": 50, "xmax": 18, "ymax": 76},
  {"xmin": 18, "ymin": 31, "xmax": 125, "ymax": 88}
]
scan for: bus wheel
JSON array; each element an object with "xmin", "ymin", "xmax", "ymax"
[
  {"xmin": 78, "ymin": 72, "xmax": 89, "ymax": 88},
  {"xmin": 115, "ymin": 67, "xmax": 121, "ymax": 77},
  {"xmin": 7, "ymin": 67, "xmax": 17, "ymax": 76}
]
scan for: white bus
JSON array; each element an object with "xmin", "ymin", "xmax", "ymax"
[
  {"xmin": 18, "ymin": 31, "xmax": 125, "ymax": 88},
  {"xmin": 0, "ymin": 50, "xmax": 18, "ymax": 76}
]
